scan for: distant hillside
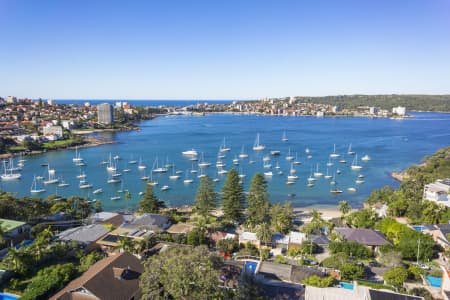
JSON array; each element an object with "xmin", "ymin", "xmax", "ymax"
[{"xmin": 281, "ymin": 95, "xmax": 450, "ymax": 112}]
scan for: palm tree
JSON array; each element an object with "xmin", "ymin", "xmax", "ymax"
[
  {"xmin": 339, "ymin": 200, "xmax": 351, "ymax": 219},
  {"xmin": 125, "ymin": 191, "xmax": 131, "ymax": 213},
  {"xmin": 256, "ymin": 223, "xmax": 272, "ymax": 249}
]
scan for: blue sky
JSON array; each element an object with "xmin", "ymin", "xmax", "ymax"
[{"xmin": 1, "ymin": 0, "xmax": 449, "ymax": 99}]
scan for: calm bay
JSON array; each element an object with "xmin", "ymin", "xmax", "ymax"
[{"xmin": 2, "ymin": 112, "xmax": 449, "ymax": 211}]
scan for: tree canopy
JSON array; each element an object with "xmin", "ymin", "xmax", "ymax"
[
  {"xmin": 194, "ymin": 176, "xmax": 218, "ymax": 217},
  {"xmin": 221, "ymin": 169, "xmax": 245, "ymax": 223}
]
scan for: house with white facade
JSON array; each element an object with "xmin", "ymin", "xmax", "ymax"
[{"xmin": 424, "ymin": 179, "xmax": 450, "ymax": 207}]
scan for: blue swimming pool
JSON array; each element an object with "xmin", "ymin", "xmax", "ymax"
[
  {"xmin": 245, "ymin": 261, "xmax": 258, "ymax": 275},
  {"xmin": 340, "ymin": 282, "xmax": 354, "ymax": 290},
  {"xmin": 412, "ymin": 225, "xmax": 424, "ymax": 232},
  {"xmin": 0, "ymin": 293, "xmax": 19, "ymax": 300},
  {"xmin": 426, "ymin": 276, "xmax": 442, "ymax": 287}
]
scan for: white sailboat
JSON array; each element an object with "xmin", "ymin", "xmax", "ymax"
[
  {"xmin": 287, "ymin": 163, "xmax": 298, "ymax": 181},
  {"xmin": 351, "ymin": 154, "xmax": 363, "ymax": 170},
  {"xmin": 238, "ymin": 145, "xmax": 248, "ymax": 159},
  {"xmin": 313, "ymin": 163, "xmax": 323, "ymax": 177},
  {"xmin": 79, "ymin": 180, "xmax": 93, "ymax": 189},
  {"xmin": 219, "ymin": 138, "xmax": 231, "ymax": 153},
  {"xmin": 72, "ymin": 146, "xmax": 83, "ymax": 163},
  {"xmin": 43, "ymin": 165, "xmax": 59, "ymax": 184},
  {"xmin": 1, "ymin": 160, "xmax": 21, "ymax": 181},
  {"xmin": 106, "ymin": 154, "xmax": 117, "ymax": 172},
  {"xmin": 252, "ymin": 133, "xmax": 265, "ymax": 151},
  {"xmin": 293, "ymin": 153, "xmax": 301, "ymax": 165},
  {"xmin": 324, "ymin": 168, "xmax": 332, "ymax": 179},
  {"xmin": 307, "ymin": 167, "xmax": 316, "ymax": 183},
  {"xmin": 285, "ymin": 148, "xmax": 294, "ymax": 161},
  {"xmin": 198, "ymin": 153, "xmax": 211, "ymax": 168},
  {"xmin": 152, "ymin": 157, "xmax": 168, "ymax": 173},
  {"xmin": 329, "ymin": 144, "xmax": 340, "ymax": 158},
  {"xmin": 169, "ymin": 164, "xmax": 181, "ymax": 180},
  {"xmin": 161, "ymin": 185, "xmax": 170, "ymax": 191},
  {"xmin": 347, "ymin": 143, "xmax": 355, "ymax": 155},
  {"xmin": 138, "ymin": 157, "xmax": 146, "ymax": 170},
  {"xmin": 361, "ymin": 154, "xmax": 371, "ymax": 161},
  {"xmin": 183, "ymin": 169, "xmax": 194, "ymax": 184},
  {"xmin": 281, "ymin": 131, "xmax": 288, "ymax": 142},
  {"xmin": 129, "ymin": 155, "xmax": 138, "ymax": 164},
  {"xmin": 233, "ymin": 155, "xmax": 239, "ymax": 165},
  {"xmin": 182, "ymin": 149, "xmax": 198, "ymax": 157},
  {"xmin": 93, "ymin": 188, "xmax": 103, "ymax": 194},
  {"xmin": 30, "ymin": 176, "xmax": 46, "ymax": 193}
]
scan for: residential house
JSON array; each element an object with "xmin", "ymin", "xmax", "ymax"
[
  {"xmin": 305, "ymin": 285, "xmax": 423, "ymax": 300},
  {"xmin": 166, "ymin": 222, "xmax": 195, "ymax": 234},
  {"xmin": 123, "ymin": 213, "xmax": 170, "ymax": 232},
  {"xmin": 50, "ymin": 251, "xmax": 143, "ymax": 300},
  {"xmin": 90, "ymin": 212, "xmax": 125, "ymax": 228},
  {"xmin": 287, "ymin": 231, "xmax": 307, "ymax": 250},
  {"xmin": 424, "ymin": 179, "xmax": 450, "ymax": 207},
  {"xmin": 96, "ymin": 226, "xmax": 153, "ymax": 252},
  {"xmin": 0, "ymin": 218, "xmax": 31, "ymax": 245},
  {"xmin": 258, "ymin": 261, "xmax": 325, "ymax": 283},
  {"xmin": 239, "ymin": 232, "xmax": 260, "ymax": 248},
  {"xmin": 56, "ymin": 224, "xmax": 110, "ymax": 251},
  {"xmin": 334, "ymin": 228, "xmax": 390, "ymax": 250}
]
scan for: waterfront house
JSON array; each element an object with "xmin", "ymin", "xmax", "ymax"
[
  {"xmin": 423, "ymin": 179, "xmax": 450, "ymax": 207},
  {"xmin": 50, "ymin": 251, "xmax": 143, "ymax": 300},
  {"xmin": 334, "ymin": 228, "xmax": 390, "ymax": 251},
  {"xmin": 56, "ymin": 224, "xmax": 110, "ymax": 251},
  {"xmin": 287, "ymin": 231, "xmax": 307, "ymax": 250}
]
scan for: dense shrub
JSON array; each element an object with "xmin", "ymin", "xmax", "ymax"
[{"xmin": 329, "ymin": 240, "xmax": 372, "ymax": 259}]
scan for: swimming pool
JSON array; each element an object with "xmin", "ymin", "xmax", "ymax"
[
  {"xmin": 0, "ymin": 292, "xmax": 19, "ymax": 300},
  {"xmin": 244, "ymin": 261, "xmax": 258, "ymax": 275},
  {"xmin": 340, "ymin": 282, "xmax": 354, "ymax": 290},
  {"xmin": 426, "ymin": 276, "xmax": 442, "ymax": 288},
  {"xmin": 412, "ymin": 225, "xmax": 424, "ymax": 232}
]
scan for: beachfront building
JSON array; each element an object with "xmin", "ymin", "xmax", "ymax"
[
  {"xmin": 392, "ymin": 106, "xmax": 406, "ymax": 116},
  {"xmin": 423, "ymin": 179, "xmax": 450, "ymax": 207},
  {"xmin": 97, "ymin": 103, "xmax": 114, "ymax": 124}
]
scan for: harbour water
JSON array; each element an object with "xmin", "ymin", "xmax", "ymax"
[{"xmin": 1, "ymin": 112, "xmax": 449, "ymax": 211}]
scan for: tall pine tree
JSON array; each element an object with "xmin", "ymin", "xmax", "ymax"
[
  {"xmin": 194, "ymin": 176, "xmax": 217, "ymax": 217},
  {"xmin": 139, "ymin": 184, "xmax": 165, "ymax": 213},
  {"xmin": 246, "ymin": 173, "xmax": 270, "ymax": 228},
  {"xmin": 221, "ymin": 169, "xmax": 245, "ymax": 223}
]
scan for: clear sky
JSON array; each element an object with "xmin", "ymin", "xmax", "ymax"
[{"xmin": 1, "ymin": 0, "xmax": 449, "ymax": 100}]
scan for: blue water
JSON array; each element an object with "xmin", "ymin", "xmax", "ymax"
[
  {"xmin": 55, "ymin": 99, "xmax": 235, "ymax": 107},
  {"xmin": 339, "ymin": 282, "xmax": 354, "ymax": 290},
  {"xmin": 426, "ymin": 276, "xmax": 442, "ymax": 287},
  {"xmin": 1, "ymin": 112, "xmax": 449, "ymax": 211},
  {"xmin": 0, "ymin": 293, "xmax": 19, "ymax": 300},
  {"xmin": 245, "ymin": 261, "xmax": 258, "ymax": 275}
]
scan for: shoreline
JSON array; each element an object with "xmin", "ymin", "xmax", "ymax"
[
  {"xmin": 171, "ymin": 205, "xmax": 348, "ymax": 223},
  {"xmin": 0, "ymin": 137, "xmax": 116, "ymax": 159}
]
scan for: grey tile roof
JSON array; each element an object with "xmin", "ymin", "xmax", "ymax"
[
  {"xmin": 334, "ymin": 228, "xmax": 389, "ymax": 246},
  {"xmin": 125, "ymin": 213, "xmax": 170, "ymax": 230},
  {"xmin": 436, "ymin": 224, "xmax": 450, "ymax": 235},
  {"xmin": 57, "ymin": 224, "xmax": 110, "ymax": 245}
]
